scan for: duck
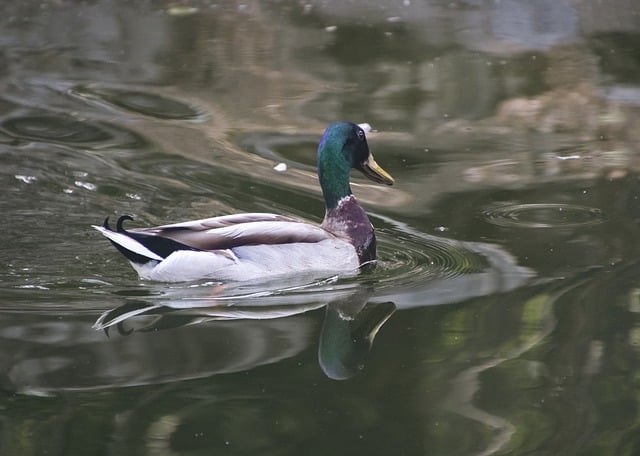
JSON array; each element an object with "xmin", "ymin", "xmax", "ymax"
[{"xmin": 93, "ymin": 121, "xmax": 394, "ymax": 282}]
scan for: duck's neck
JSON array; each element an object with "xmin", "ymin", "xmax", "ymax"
[
  {"xmin": 322, "ymin": 195, "xmax": 376, "ymax": 264},
  {"xmin": 318, "ymin": 167, "xmax": 351, "ymax": 210},
  {"xmin": 317, "ymin": 133, "xmax": 353, "ymax": 210}
]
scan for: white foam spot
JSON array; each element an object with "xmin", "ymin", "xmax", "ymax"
[
  {"xmin": 75, "ymin": 181, "xmax": 96, "ymax": 191},
  {"xmin": 15, "ymin": 175, "xmax": 37, "ymax": 184}
]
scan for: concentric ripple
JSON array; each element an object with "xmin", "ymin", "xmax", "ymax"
[
  {"xmin": 375, "ymin": 229, "xmax": 491, "ymax": 288},
  {"xmin": 71, "ymin": 85, "xmax": 204, "ymax": 120},
  {"xmin": 482, "ymin": 203, "xmax": 605, "ymax": 228},
  {"xmin": 1, "ymin": 113, "xmax": 147, "ymax": 149}
]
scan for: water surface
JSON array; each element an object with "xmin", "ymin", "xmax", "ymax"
[{"xmin": 2, "ymin": 1, "xmax": 640, "ymax": 454}]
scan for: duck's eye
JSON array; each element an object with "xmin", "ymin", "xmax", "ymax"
[{"xmin": 357, "ymin": 129, "xmax": 365, "ymax": 141}]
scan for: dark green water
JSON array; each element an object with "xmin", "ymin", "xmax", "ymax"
[{"xmin": 3, "ymin": 1, "xmax": 640, "ymax": 454}]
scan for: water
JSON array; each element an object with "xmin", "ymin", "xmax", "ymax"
[{"xmin": 2, "ymin": 1, "xmax": 640, "ymax": 454}]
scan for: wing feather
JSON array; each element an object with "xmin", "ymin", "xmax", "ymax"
[{"xmin": 129, "ymin": 213, "xmax": 334, "ymax": 252}]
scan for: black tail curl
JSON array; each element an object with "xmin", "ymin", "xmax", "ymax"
[
  {"xmin": 116, "ymin": 215, "xmax": 134, "ymax": 233},
  {"xmin": 101, "ymin": 214, "xmax": 198, "ymax": 263},
  {"xmin": 103, "ymin": 215, "xmax": 134, "ymax": 233}
]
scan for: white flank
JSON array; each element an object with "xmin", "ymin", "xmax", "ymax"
[
  {"xmin": 143, "ymin": 250, "xmax": 238, "ymax": 282},
  {"xmin": 159, "ymin": 240, "xmax": 357, "ymax": 282},
  {"xmin": 108, "ymin": 239, "xmax": 359, "ymax": 283}
]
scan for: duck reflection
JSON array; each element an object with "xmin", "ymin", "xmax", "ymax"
[
  {"xmin": 95, "ymin": 284, "xmax": 392, "ymax": 381},
  {"xmin": 319, "ymin": 297, "xmax": 396, "ymax": 380}
]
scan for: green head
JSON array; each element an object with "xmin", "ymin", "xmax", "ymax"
[{"xmin": 317, "ymin": 122, "xmax": 394, "ymax": 209}]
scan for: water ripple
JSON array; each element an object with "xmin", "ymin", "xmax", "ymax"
[
  {"xmin": 1, "ymin": 113, "xmax": 147, "ymax": 150},
  {"xmin": 238, "ymin": 132, "xmax": 317, "ymax": 169},
  {"xmin": 71, "ymin": 85, "xmax": 205, "ymax": 120},
  {"xmin": 375, "ymin": 230, "xmax": 490, "ymax": 288},
  {"xmin": 482, "ymin": 203, "xmax": 605, "ymax": 229}
]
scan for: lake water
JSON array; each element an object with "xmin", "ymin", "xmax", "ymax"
[{"xmin": 3, "ymin": 1, "xmax": 640, "ymax": 454}]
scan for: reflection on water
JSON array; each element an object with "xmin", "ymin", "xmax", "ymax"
[
  {"xmin": 71, "ymin": 84, "xmax": 206, "ymax": 120},
  {"xmin": 1, "ymin": 113, "xmax": 148, "ymax": 149},
  {"xmin": 3, "ymin": 230, "xmax": 525, "ymax": 392},
  {"xmin": 2, "ymin": 0, "xmax": 640, "ymax": 454},
  {"xmin": 1, "ymin": 313, "xmax": 314, "ymax": 393}
]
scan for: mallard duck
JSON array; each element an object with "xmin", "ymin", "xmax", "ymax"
[{"xmin": 93, "ymin": 121, "xmax": 394, "ymax": 282}]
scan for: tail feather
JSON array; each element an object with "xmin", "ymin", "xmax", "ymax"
[
  {"xmin": 93, "ymin": 222, "xmax": 164, "ymax": 264},
  {"xmin": 93, "ymin": 215, "xmax": 201, "ymax": 266}
]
